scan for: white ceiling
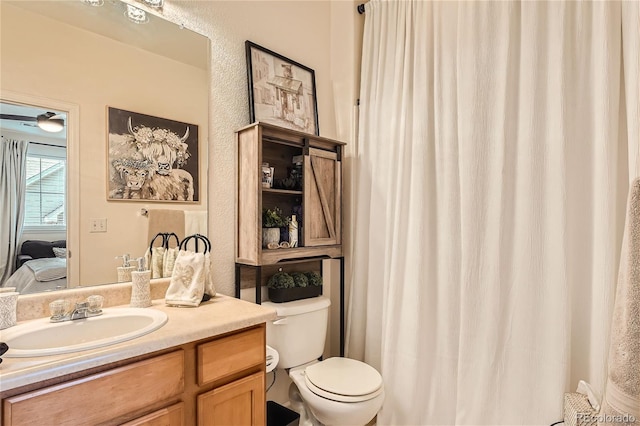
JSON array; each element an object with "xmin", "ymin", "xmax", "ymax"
[{"xmin": 7, "ymin": 0, "xmax": 209, "ymax": 71}]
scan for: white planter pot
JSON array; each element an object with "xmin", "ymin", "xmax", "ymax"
[{"xmin": 262, "ymin": 228, "xmax": 280, "ymax": 248}]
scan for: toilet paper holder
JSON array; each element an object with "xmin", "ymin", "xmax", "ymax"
[{"xmin": 266, "ymin": 345, "xmax": 279, "ymax": 373}]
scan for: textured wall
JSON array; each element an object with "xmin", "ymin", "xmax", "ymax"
[{"xmin": 158, "ymin": 0, "xmax": 353, "ymax": 296}]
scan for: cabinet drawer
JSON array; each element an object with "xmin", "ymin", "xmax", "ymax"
[
  {"xmin": 3, "ymin": 350, "xmax": 184, "ymax": 426},
  {"xmin": 120, "ymin": 402, "xmax": 184, "ymax": 426},
  {"xmin": 197, "ymin": 326, "xmax": 264, "ymax": 386}
]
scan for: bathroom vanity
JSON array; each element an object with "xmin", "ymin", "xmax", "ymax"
[{"xmin": 0, "ymin": 295, "xmax": 276, "ymax": 425}]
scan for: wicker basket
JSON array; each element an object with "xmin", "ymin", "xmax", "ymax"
[{"xmin": 564, "ymin": 393, "xmax": 598, "ymax": 426}]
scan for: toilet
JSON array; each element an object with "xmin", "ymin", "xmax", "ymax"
[{"xmin": 263, "ymin": 296, "xmax": 384, "ymax": 426}]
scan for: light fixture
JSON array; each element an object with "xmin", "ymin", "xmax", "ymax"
[
  {"xmin": 139, "ymin": 0, "xmax": 163, "ymax": 8},
  {"xmin": 82, "ymin": 0, "xmax": 104, "ymax": 6},
  {"xmin": 37, "ymin": 112, "xmax": 65, "ymax": 133},
  {"xmin": 126, "ymin": 4, "xmax": 148, "ymax": 24}
]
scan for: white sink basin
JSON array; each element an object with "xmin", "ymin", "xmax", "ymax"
[{"xmin": 1, "ymin": 308, "xmax": 168, "ymax": 358}]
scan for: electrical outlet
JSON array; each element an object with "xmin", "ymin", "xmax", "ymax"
[{"xmin": 90, "ymin": 218, "xmax": 107, "ymax": 233}]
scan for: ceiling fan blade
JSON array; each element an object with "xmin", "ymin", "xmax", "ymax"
[{"xmin": 0, "ymin": 114, "xmax": 37, "ymax": 122}]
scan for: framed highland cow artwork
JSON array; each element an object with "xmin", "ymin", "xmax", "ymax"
[{"xmin": 107, "ymin": 107, "xmax": 199, "ymax": 202}]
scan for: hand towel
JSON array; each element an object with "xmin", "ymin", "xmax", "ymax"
[
  {"xmin": 203, "ymin": 251, "xmax": 216, "ymax": 297},
  {"xmin": 147, "ymin": 209, "xmax": 185, "ymax": 243},
  {"xmin": 184, "ymin": 210, "xmax": 207, "ymax": 235},
  {"xmin": 598, "ymin": 178, "xmax": 640, "ymax": 426},
  {"xmin": 144, "ymin": 246, "xmax": 165, "ymax": 279},
  {"xmin": 162, "ymin": 246, "xmax": 179, "ymax": 278},
  {"xmin": 165, "ymin": 250, "xmax": 206, "ymax": 307}
]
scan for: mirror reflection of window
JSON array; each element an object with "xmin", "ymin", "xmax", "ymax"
[
  {"xmin": 1, "ymin": 101, "xmax": 68, "ymax": 289},
  {"xmin": 24, "ymin": 144, "xmax": 67, "ymax": 229}
]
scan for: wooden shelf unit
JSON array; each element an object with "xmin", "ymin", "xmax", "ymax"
[
  {"xmin": 235, "ymin": 122, "xmax": 346, "ymax": 355},
  {"xmin": 236, "ymin": 122, "xmax": 344, "ymax": 265}
]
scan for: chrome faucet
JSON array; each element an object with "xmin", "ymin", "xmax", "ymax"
[
  {"xmin": 50, "ymin": 297, "xmax": 103, "ymax": 323},
  {"xmin": 69, "ymin": 302, "xmax": 89, "ymax": 320}
]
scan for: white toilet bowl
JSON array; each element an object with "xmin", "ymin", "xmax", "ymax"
[
  {"xmin": 288, "ymin": 358, "xmax": 384, "ymax": 426},
  {"xmin": 263, "ymin": 297, "xmax": 384, "ymax": 425}
]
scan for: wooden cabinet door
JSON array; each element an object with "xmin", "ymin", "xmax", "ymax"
[
  {"xmin": 197, "ymin": 372, "xmax": 265, "ymax": 426},
  {"xmin": 120, "ymin": 402, "xmax": 184, "ymax": 426},
  {"xmin": 304, "ymin": 147, "xmax": 341, "ymax": 246}
]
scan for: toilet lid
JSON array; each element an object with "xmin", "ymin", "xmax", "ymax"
[{"xmin": 304, "ymin": 358, "xmax": 383, "ymax": 403}]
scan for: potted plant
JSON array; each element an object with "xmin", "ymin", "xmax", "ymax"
[
  {"xmin": 305, "ymin": 271, "xmax": 323, "ymax": 287},
  {"xmin": 267, "ymin": 270, "xmax": 323, "ymax": 303},
  {"xmin": 267, "ymin": 271, "xmax": 295, "ymax": 289},
  {"xmin": 262, "ymin": 207, "xmax": 290, "ymax": 248}
]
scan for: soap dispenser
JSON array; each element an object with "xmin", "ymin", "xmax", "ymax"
[
  {"xmin": 115, "ymin": 254, "xmax": 135, "ymax": 283},
  {"xmin": 130, "ymin": 257, "xmax": 151, "ymax": 308}
]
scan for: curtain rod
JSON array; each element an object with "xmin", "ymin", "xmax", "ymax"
[
  {"xmin": 28, "ymin": 141, "xmax": 66, "ymax": 149},
  {"xmin": 1, "ymin": 137, "xmax": 65, "ymax": 149},
  {"xmin": 357, "ymin": 3, "xmax": 366, "ymax": 14}
]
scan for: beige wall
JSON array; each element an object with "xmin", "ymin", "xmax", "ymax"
[{"xmin": 1, "ymin": 4, "xmax": 208, "ymax": 286}]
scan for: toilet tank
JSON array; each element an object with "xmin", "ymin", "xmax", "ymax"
[{"xmin": 262, "ymin": 296, "xmax": 331, "ymax": 369}]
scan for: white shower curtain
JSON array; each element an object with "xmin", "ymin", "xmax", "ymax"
[
  {"xmin": 0, "ymin": 137, "xmax": 28, "ymax": 285},
  {"xmin": 347, "ymin": 1, "xmax": 639, "ymax": 425}
]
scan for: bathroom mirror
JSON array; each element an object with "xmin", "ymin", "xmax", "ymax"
[{"xmin": 0, "ymin": 0, "xmax": 209, "ymax": 292}]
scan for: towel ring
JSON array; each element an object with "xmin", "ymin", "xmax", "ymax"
[
  {"xmin": 165, "ymin": 233, "xmax": 180, "ymax": 249},
  {"xmin": 149, "ymin": 232, "xmax": 168, "ymax": 252},
  {"xmin": 179, "ymin": 234, "xmax": 211, "ymax": 254}
]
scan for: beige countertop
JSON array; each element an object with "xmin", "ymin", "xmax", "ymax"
[{"xmin": 0, "ymin": 294, "xmax": 276, "ymax": 392}]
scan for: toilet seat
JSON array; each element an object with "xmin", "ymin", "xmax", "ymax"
[{"xmin": 304, "ymin": 357, "xmax": 383, "ymax": 403}]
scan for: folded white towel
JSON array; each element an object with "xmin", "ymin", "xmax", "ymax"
[
  {"xmin": 165, "ymin": 250, "xmax": 215, "ymax": 307},
  {"xmin": 599, "ymin": 178, "xmax": 640, "ymax": 425}
]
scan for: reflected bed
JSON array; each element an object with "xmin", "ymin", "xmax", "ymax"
[{"xmin": 3, "ymin": 258, "xmax": 67, "ymax": 294}]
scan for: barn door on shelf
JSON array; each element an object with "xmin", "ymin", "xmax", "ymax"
[{"xmin": 303, "ymin": 147, "xmax": 341, "ymax": 246}]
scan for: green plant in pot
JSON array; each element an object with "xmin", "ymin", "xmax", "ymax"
[
  {"xmin": 305, "ymin": 271, "xmax": 323, "ymax": 287},
  {"xmin": 262, "ymin": 207, "xmax": 290, "ymax": 248},
  {"xmin": 267, "ymin": 270, "xmax": 323, "ymax": 303},
  {"xmin": 291, "ymin": 272, "xmax": 309, "ymax": 287},
  {"xmin": 267, "ymin": 271, "xmax": 295, "ymax": 289}
]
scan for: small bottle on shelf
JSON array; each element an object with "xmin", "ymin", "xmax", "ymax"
[{"xmin": 289, "ymin": 215, "xmax": 299, "ymax": 247}]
